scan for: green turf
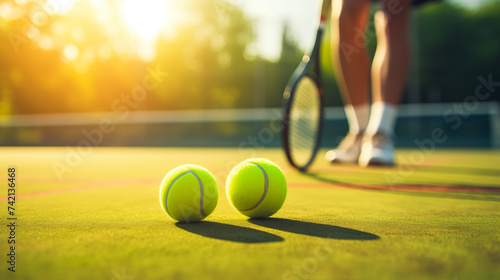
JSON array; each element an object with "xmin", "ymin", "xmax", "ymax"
[{"xmin": 1, "ymin": 147, "xmax": 499, "ymax": 280}]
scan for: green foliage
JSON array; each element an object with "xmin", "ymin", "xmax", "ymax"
[
  {"xmin": 415, "ymin": 1, "xmax": 500, "ymax": 103},
  {"xmin": 153, "ymin": 0, "xmax": 254, "ymax": 110},
  {"xmin": 0, "ymin": 0, "xmax": 499, "ymax": 115}
]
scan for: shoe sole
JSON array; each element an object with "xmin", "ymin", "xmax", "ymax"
[
  {"xmin": 326, "ymin": 155, "xmax": 359, "ymax": 165},
  {"xmin": 362, "ymin": 159, "xmax": 395, "ymax": 167}
]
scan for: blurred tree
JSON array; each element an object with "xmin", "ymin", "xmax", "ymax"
[
  {"xmin": 415, "ymin": 1, "xmax": 500, "ymax": 103},
  {"xmin": 1, "ymin": 0, "xmax": 499, "ymax": 117},
  {"xmin": 153, "ymin": 0, "xmax": 255, "ymax": 110},
  {"xmin": 0, "ymin": 0, "xmax": 145, "ymax": 114}
]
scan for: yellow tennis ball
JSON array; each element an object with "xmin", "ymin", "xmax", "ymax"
[
  {"xmin": 159, "ymin": 164, "xmax": 218, "ymax": 223},
  {"xmin": 226, "ymin": 158, "xmax": 287, "ymax": 218}
]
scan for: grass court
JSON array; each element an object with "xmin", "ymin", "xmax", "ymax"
[{"xmin": 1, "ymin": 147, "xmax": 499, "ymax": 280}]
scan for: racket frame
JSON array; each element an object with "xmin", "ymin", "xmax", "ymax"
[{"xmin": 282, "ymin": 3, "xmax": 328, "ymax": 171}]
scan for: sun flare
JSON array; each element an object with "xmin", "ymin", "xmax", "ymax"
[
  {"xmin": 120, "ymin": 0, "xmax": 182, "ymax": 61},
  {"xmin": 121, "ymin": 0, "xmax": 169, "ymax": 41}
]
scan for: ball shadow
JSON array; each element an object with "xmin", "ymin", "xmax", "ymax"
[
  {"xmin": 176, "ymin": 221, "xmax": 284, "ymax": 243},
  {"xmin": 248, "ymin": 218, "xmax": 379, "ymax": 240}
]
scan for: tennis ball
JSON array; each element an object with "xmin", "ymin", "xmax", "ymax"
[
  {"xmin": 159, "ymin": 164, "xmax": 218, "ymax": 223},
  {"xmin": 226, "ymin": 158, "xmax": 287, "ymax": 218}
]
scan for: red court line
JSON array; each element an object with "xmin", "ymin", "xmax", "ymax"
[
  {"xmin": 288, "ymin": 183, "xmax": 500, "ymax": 193},
  {"xmin": 1, "ymin": 180, "xmax": 499, "ymax": 202},
  {"xmin": 0, "ymin": 178, "xmax": 158, "ymax": 201}
]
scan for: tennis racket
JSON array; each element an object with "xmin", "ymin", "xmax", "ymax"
[{"xmin": 282, "ymin": 0, "xmax": 330, "ymax": 172}]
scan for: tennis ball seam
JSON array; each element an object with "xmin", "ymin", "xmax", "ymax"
[
  {"xmin": 188, "ymin": 169, "xmax": 206, "ymax": 218},
  {"xmin": 239, "ymin": 162, "xmax": 269, "ymax": 211},
  {"xmin": 165, "ymin": 168, "xmax": 206, "ymax": 219}
]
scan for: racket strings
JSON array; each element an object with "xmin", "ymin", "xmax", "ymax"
[{"xmin": 289, "ymin": 77, "xmax": 321, "ymax": 166}]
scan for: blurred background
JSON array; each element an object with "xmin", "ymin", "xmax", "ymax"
[{"xmin": 0, "ymin": 0, "xmax": 499, "ymax": 148}]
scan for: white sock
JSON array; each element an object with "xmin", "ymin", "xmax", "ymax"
[
  {"xmin": 366, "ymin": 102, "xmax": 398, "ymax": 136},
  {"xmin": 355, "ymin": 103, "xmax": 370, "ymax": 133},
  {"xmin": 344, "ymin": 103, "xmax": 370, "ymax": 135}
]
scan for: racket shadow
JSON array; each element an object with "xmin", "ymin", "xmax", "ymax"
[
  {"xmin": 176, "ymin": 221, "xmax": 284, "ymax": 243},
  {"xmin": 305, "ymin": 167, "xmax": 500, "ymax": 202},
  {"xmin": 416, "ymin": 165, "xmax": 500, "ymax": 178},
  {"xmin": 249, "ymin": 218, "xmax": 379, "ymax": 240}
]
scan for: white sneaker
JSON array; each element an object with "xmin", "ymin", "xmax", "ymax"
[
  {"xmin": 358, "ymin": 132, "xmax": 395, "ymax": 167},
  {"xmin": 325, "ymin": 133, "xmax": 363, "ymax": 164}
]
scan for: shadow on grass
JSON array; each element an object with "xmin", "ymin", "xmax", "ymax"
[
  {"xmin": 305, "ymin": 171, "xmax": 500, "ymax": 202},
  {"xmin": 248, "ymin": 218, "xmax": 379, "ymax": 240},
  {"xmin": 391, "ymin": 190, "xmax": 500, "ymax": 202},
  {"xmin": 176, "ymin": 221, "xmax": 284, "ymax": 243},
  {"xmin": 417, "ymin": 165, "xmax": 500, "ymax": 178}
]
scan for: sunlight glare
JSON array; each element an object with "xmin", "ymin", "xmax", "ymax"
[{"xmin": 121, "ymin": 0, "xmax": 168, "ymax": 42}]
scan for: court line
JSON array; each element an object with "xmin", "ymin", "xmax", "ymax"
[
  {"xmin": 288, "ymin": 183, "xmax": 500, "ymax": 193},
  {"xmin": 0, "ymin": 178, "xmax": 158, "ymax": 201},
  {"xmin": 1, "ymin": 179, "xmax": 499, "ymax": 202}
]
